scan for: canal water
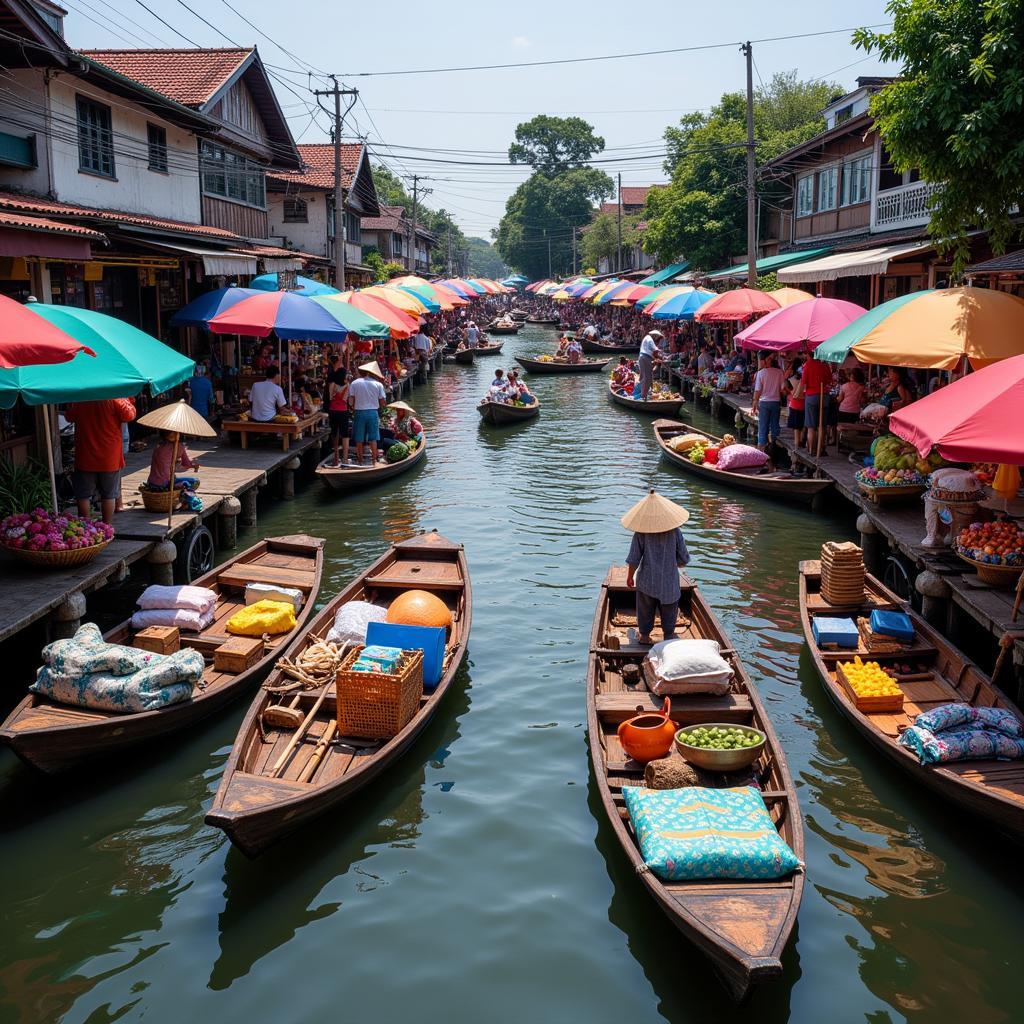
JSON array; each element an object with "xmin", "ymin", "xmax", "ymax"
[{"xmin": 2, "ymin": 324, "xmax": 1022, "ymax": 1024}]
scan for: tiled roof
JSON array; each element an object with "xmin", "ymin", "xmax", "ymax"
[
  {"xmin": 267, "ymin": 143, "xmax": 364, "ymax": 190},
  {"xmin": 0, "ymin": 192, "xmax": 241, "ymax": 241},
  {"xmin": 966, "ymin": 249, "xmax": 1024, "ymax": 274},
  {"xmin": 619, "ymin": 186, "xmax": 652, "ymax": 206},
  {"xmin": 0, "ymin": 211, "xmax": 105, "ymax": 240},
  {"xmin": 80, "ymin": 48, "xmax": 251, "ymax": 107},
  {"xmin": 361, "ymin": 205, "xmax": 406, "ymax": 231}
]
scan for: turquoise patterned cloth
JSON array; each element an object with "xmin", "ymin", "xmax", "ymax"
[
  {"xmin": 622, "ymin": 785, "xmax": 801, "ymax": 882},
  {"xmin": 31, "ymin": 623, "xmax": 204, "ymax": 713}
]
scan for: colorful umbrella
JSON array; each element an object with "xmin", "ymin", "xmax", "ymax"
[
  {"xmin": 389, "ymin": 275, "xmax": 431, "ymax": 289},
  {"xmin": 636, "ymin": 285, "xmax": 690, "ymax": 310},
  {"xmin": 170, "ymin": 286, "xmax": 262, "ymax": 328},
  {"xmin": 694, "ymin": 288, "xmax": 780, "ymax": 323},
  {"xmin": 395, "ymin": 285, "xmax": 444, "ymax": 312},
  {"xmin": 250, "ymin": 274, "xmax": 339, "ymax": 297},
  {"xmin": 815, "ymin": 287, "xmax": 1024, "ymax": 370},
  {"xmin": 734, "ymin": 297, "xmax": 866, "ymax": 353},
  {"xmin": 207, "ymin": 291, "xmax": 389, "ymax": 340},
  {"xmin": 361, "ymin": 286, "xmax": 432, "ymax": 315},
  {"xmin": 647, "ymin": 287, "xmax": 716, "ymax": 320},
  {"xmin": 582, "ymin": 281, "xmax": 620, "ymax": 302},
  {"xmin": 609, "ymin": 284, "xmax": 654, "ymax": 307},
  {"xmin": 768, "ymin": 287, "xmax": 815, "ymax": 308},
  {"xmin": 438, "ymin": 280, "xmax": 478, "ymax": 299},
  {"xmin": 452, "ymin": 278, "xmax": 488, "ymax": 295},
  {"xmin": 431, "ymin": 282, "xmax": 470, "ymax": 306},
  {"xmin": 317, "ymin": 293, "xmax": 418, "ymax": 339},
  {"xmin": 0, "ymin": 295, "xmax": 96, "ymax": 369},
  {"xmin": 471, "ymin": 278, "xmax": 503, "ymax": 295},
  {"xmin": 564, "ymin": 279, "xmax": 597, "ymax": 298},
  {"xmin": 889, "ymin": 353, "xmax": 1024, "ymax": 463}
]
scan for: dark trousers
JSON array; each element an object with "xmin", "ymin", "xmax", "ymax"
[{"xmin": 637, "ymin": 589, "xmax": 679, "ymax": 641}]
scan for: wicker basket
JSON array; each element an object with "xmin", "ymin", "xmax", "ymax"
[
  {"xmin": 335, "ymin": 645, "xmax": 424, "ymax": 740},
  {"xmin": 2, "ymin": 538, "xmax": 112, "ymax": 569},
  {"xmin": 857, "ymin": 481, "xmax": 927, "ymax": 506},
  {"xmin": 139, "ymin": 485, "xmax": 184, "ymax": 513},
  {"xmin": 956, "ymin": 550, "xmax": 1024, "ymax": 588}
]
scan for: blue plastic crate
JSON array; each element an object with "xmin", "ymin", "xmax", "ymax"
[
  {"xmin": 366, "ymin": 621, "xmax": 447, "ymax": 689},
  {"xmin": 812, "ymin": 616, "xmax": 859, "ymax": 648},
  {"xmin": 870, "ymin": 609, "xmax": 915, "ymax": 643}
]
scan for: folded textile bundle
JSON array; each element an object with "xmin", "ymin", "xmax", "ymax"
[
  {"xmin": 132, "ymin": 607, "xmax": 215, "ymax": 633},
  {"xmin": 31, "ymin": 622, "xmax": 204, "ymax": 712},
  {"xmin": 899, "ymin": 702, "xmax": 1024, "ymax": 764},
  {"xmin": 137, "ymin": 585, "xmax": 217, "ymax": 614}
]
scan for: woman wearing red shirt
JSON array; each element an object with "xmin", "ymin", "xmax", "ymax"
[
  {"xmin": 801, "ymin": 356, "xmax": 833, "ymax": 455},
  {"xmin": 65, "ymin": 397, "xmax": 136, "ymax": 524}
]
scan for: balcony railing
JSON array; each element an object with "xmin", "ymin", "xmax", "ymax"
[{"xmin": 874, "ymin": 180, "xmax": 940, "ymax": 231}]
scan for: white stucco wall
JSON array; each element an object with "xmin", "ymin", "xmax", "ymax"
[{"xmin": 267, "ymin": 189, "xmax": 329, "ymax": 257}]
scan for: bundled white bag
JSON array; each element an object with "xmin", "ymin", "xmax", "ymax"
[
  {"xmin": 245, "ymin": 582, "xmax": 303, "ymax": 612},
  {"xmin": 325, "ymin": 600, "xmax": 388, "ymax": 644},
  {"xmin": 644, "ymin": 638, "xmax": 732, "ymax": 696}
]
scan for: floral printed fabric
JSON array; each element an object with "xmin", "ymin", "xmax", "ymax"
[
  {"xmin": 622, "ymin": 785, "xmax": 801, "ymax": 882},
  {"xmin": 31, "ymin": 623, "xmax": 204, "ymax": 713},
  {"xmin": 900, "ymin": 720, "xmax": 1024, "ymax": 765},
  {"xmin": 913, "ymin": 702, "xmax": 1023, "ymax": 738}
]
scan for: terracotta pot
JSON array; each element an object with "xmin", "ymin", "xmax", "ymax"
[{"xmin": 617, "ymin": 697, "xmax": 676, "ymax": 764}]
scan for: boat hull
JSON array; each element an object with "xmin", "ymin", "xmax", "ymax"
[
  {"xmin": 581, "ymin": 338, "xmax": 640, "ymax": 355},
  {"xmin": 315, "ymin": 439, "xmax": 427, "ymax": 493},
  {"xmin": 478, "ymin": 400, "xmax": 540, "ymax": 425},
  {"xmin": 608, "ymin": 382, "xmax": 684, "ymax": 416},
  {"xmin": 516, "ymin": 356, "xmax": 611, "ymax": 375}
]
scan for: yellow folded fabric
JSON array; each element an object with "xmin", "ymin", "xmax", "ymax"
[{"xmin": 226, "ymin": 600, "xmax": 296, "ymax": 636}]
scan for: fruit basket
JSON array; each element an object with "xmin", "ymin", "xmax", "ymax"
[
  {"xmin": 1, "ymin": 509, "xmax": 115, "ymax": 570},
  {"xmin": 855, "ymin": 468, "xmax": 928, "ymax": 505},
  {"xmin": 954, "ymin": 521, "xmax": 1024, "ymax": 587},
  {"xmin": 673, "ymin": 723, "xmax": 766, "ymax": 771}
]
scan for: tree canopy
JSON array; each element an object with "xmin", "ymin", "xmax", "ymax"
[
  {"xmin": 580, "ymin": 211, "xmax": 643, "ymax": 271},
  {"xmin": 508, "ymin": 115, "xmax": 605, "ymax": 173},
  {"xmin": 465, "ymin": 236, "xmax": 507, "ymax": 279},
  {"xmin": 855, "ymin": 0, "xmax": 1024, "ymax": 268}
]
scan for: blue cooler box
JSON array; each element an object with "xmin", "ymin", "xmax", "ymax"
[
  {"xmin": 812, "ymin": 616, "xmax": 860, "ymax": 649},
  {"xmin": 365, "ymin": 621, "xmax": 447, "ymax": 689},
  {"xmin": 869, "ymin": 609, "xmax": 915, "ymax": 643}
]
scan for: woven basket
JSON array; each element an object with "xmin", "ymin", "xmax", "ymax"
[
  {"xmin": 3, "ymin": 538, "xmax": 112, "ymax": 569},
  {"xmin": 139, "ymin": 485, "xmax": 184, "ymax": 513},
  {"xmin": 857, "ymin": 481, "xmax": 927, "ymax": 506},
  {"xmin": 956, "ymin": 550, "xmax": 1024, "ymax": 588},
  {"xmin": 335, "ymin": 644, "xmax": 424, "ymax": 740}
]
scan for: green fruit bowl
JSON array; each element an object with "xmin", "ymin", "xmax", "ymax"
[{"xmin": 674, "ymin": 723, "xmax": 766, "ymax": 771}]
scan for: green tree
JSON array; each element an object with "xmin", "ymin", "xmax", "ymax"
[
  {"xmin": 580, "ymin": 211, "xmax": 643, "ymax": 270},
  {"xmin": 855, "ymin": 1, "xmax": 1024, "ymax": 268},
  {"xmin": 466, "ymin": 236, "xmax": 507, "ymax": 278},
  {"xmin": 508, "ymin": 115, "xmax": 605, "ymax": 173}
]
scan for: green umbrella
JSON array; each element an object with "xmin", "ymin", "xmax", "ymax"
[{"xmin": 0, "ymin": 303, "xmax": 195, "ymax": 409}]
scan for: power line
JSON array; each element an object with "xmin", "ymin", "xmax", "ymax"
[{"xmin": 129, "ymin": 0, "xmax": 201, "ymax": 46}]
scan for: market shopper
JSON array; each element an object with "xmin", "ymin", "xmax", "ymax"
[
  {"xmin": 249, "ymin": 366, "xmax": 288, "ymax": 422},
  {"xmin": 65, "ymin": 397, "xmax": 136, "ymax": 525},
  {"xmin": 751, "ymin": 353, "xmax": 785, "ymax": 450},
  {"xmin": 802, "ymin": 354, "xmax": 834, "ymax": 454},
  {"xmin": 622, "ymin": 490, "xmax": 691, "ymax": 646},
  {"xmin": 348, "ymin": 361, "xmax": 387, "ymax": 465},
  {"xmin": 326, "ymin": 355, "xmax": 350, "ymax": 467},
  {"xmin": 186, "ymin": 364, "xmax": 214, "ymax": 420},
  {"xmin": 837, "ymin": 368, "xmax": 867, "ymax": 423},
  {"xmin": 637, "ymin": 329, "xmax": 664, "ymax": 400}
]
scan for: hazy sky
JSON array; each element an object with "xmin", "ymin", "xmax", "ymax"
[{"xmin": 62, "ymin": 0, "xmax": 898, "ymax": 239}]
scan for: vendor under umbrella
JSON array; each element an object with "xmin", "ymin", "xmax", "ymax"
[{"xmin": 622, "ymin": 489, "xmax": 692, "ymax": 646}]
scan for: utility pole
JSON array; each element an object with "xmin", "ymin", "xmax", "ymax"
[
  {"xmin": 571, "ymin": 225, "xmax": 577, "ymax": 275},
  {"xmin": 545, "ymin": 230, "xmax": 552, "ymax": 278},
  {"xmin": 742, "ymin": 41, "xmax": 757, "ymax": 287},
  {"xmin": 408, "ymin": 175, "xmax": 420, "ymax": 273},
  {"xmin": 313, "ymin": 77, "xmax": 358, "ymax": 290},
  {"xmin": 446, "ymin": 222, "xmax": 453, "ymax": 276},
  {"xmin": 616, "ymin": 172, "xmax": 623, "ymax": 273}
]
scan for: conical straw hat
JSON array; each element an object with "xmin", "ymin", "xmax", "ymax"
[
  {"xmin": 358, "ymin": 360, "xmax": 385, "ymax": 381},
  {"xmin": 620, "ymin": 489, "xmax": 690, "ymax": 533},
  {"xmin": 137, "ymin": 399, "xmax": 217, "ymax": 438},
  {"xmin": 387, "ymin": 401, "xmax": 415, "ymax": 413}
]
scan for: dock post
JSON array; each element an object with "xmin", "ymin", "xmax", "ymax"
[
  {"xmin": 147, "ymin": 539, "xmax": 177, "ymax": 586},
  {"xmin": 710, "ymin": 393, "xmax": 722, "ymax": 418},
  {"xmin": 856, "ymin": 513, "xmax": 884, "ymax": 577},
  {"xmin": 281, "ymin": 456, "xmax": 301, "ymax": 500},
  {"xmin": 239, "ymin": 487, "xmax": 258, "ymax": 529},
  {"xmin": 915, "ymin": 570, "xmax": 952, "ymax": 630},
  {"xmin": 52, "ymin": 591, "xmax": 87, "ymax": 639},
  {"xmin": 218, "ymin": 495, "xmax": 241, "ymax": 549}
]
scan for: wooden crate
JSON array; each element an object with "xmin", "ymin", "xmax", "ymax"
[
  {"xmin": 835, "ymin": 661, "xmax": 905, "ymax": 713},
  {"xmin": 133, "ymin": 626, "xmax": 180, "ymax": 655},
  {"xmin": 213, "ymin": 636, "xmax": 265, "ymax": 673}
]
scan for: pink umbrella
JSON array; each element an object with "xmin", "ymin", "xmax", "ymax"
[
  {"xmin": 694, "ymin": 287, "xmax": 781, "ymax": 323},
  {"xmin": 889, "ymin": 353, "xmax": 1024, "ymax": 463},
  {"xmin": 735, "ymin": 297, "xmax": 867, "ymax": 353}
]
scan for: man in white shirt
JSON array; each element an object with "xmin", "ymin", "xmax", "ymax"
[
  {"xmin": 348, "ymin": 362, "xmax": 388, "ymax": 465},
  {"xmin": 751, "ymin": 353, "xmax": 786, "ymax": 451},
  {"xmin": 465, "ymin": 322, "xmax": 480, "ymax": 348},
  {"xmin": 412, "ymin": 328, "xmax": 432, "ymax": 365},
  {"xmin": 582, "ymin": 324, "xmax": 598, "ymax": 340},
  {"xmin": 637, "ymin": 329, "xmax": 664, "ymax": 399},
  {"xmin": 249, "ymin": 367, "xmax": 287, "ymax": 422}
]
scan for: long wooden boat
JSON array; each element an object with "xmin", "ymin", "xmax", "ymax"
[
  {"xmin": 0, "ymin": 535, "xmax": 325, "ymax": 774},
  {"xmin": 798, "ymin": 559, "xmax": 1024, "ymax": 843},
  {"xmin": 453, "ymin": 348, "xmax": 474, "ymax": 365},
  {"xmin": 510, "ymin": 310, "xmax": 528, "ymax": 321},
  {"xmin": 525, "ymin": 315, "xmax": 559, "ymax": 325},
  {"xmin": 608, "ymin": 380, "xmax": 685, "ymax": 416},
  {"xmin": 206, "ymin": 531, "xmax": 471, "ymax": 856},
  {"xmin": 315, "ymin": 437, "xmax": 427, "ymax": 493},
  {"xmin": 485, "ymin": 322, "xmax": 520, "ymax": 335},
  {"xmin": 517, "ymin": 355, "xmax": 611, "ymax": 375},
  {"xmin": 477, "ymin": 398, "xmax": 540, "ymax": 425},
  {"xmin": 581, "ymin": 337, "xmax": 640, "ymax": 355},
  {"xmin": 588, "ymin": 568, "xmax": 803, "ymax": 1000},
  {"xmin": 472, "ymin": 341, "xmax": 504, "ymax": 356},
  {"xmin": 654, "ymin": 419, "xmax": 831, "ymax": 505}
]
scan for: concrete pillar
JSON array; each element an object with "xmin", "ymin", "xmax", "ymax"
[
  {"xmin": 856, "ymin": 512, "xmax": 884, "ymax": 577},
  {"xmin": 147, "ymin": 539, "xmax": 178, "ymax": 586},
  {"xmin": 915, "ymin": 570, "xmax": 952, "ymax": 630},
  {"xmin": 710, "ymin": 393, "xmax": 722, "ymax": 418},
  {"xmin": 281, "ymin": 455, "xmax": 301, "ymax": 500},
  {"xmin": 52, "ymin": 591, "xmax": 87, "ymax": 639},
  {"xmin": 218, "ymin": 495, "xmax": 242, "ymax": 549},
  {"xmin": 239, "ymin": 487, "xmax": 258, "ymax": 529}
]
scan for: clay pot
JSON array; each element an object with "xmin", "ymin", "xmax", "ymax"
[{"xmin": 617, "ymin": 697, "xmax": 676, "ymax": 764}]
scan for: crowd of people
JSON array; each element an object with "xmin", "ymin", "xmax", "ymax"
[{"xmin": 482, "ymin": 368, "xmax": 536, "ymax": 406}]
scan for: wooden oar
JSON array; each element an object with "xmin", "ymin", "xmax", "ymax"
[
  {"xmin": 268, "ymin": 683, "xmax": 332, "ymax": 778},
  {"xmin": 296, "ymin": 720, "xmax": 337, "ymax": 783}
]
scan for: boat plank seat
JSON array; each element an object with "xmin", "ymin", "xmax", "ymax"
[
  {"xmin": 668, "ymin": 889, "xmax": 794, "ymax": 959},
  {"xmin": 365, "ymin": 559, "xmax": 463, "ymax": 589},
  {"xmin": 595, "ymin": 691, "xmax": 753, "ymax": 724},
  {"xmin": 605, "ymin": 566, "xmax": 694, "ymax": 592},
  {"xmin": 940, "ymin": 762, "xmax": 1024, "ymax": 802},
  {"xmin": 221, "ymin": 773, "xmax": 311, "ymax": 812},
  {"xmin": 804, "ymin": 591, "xmax": 896, "ymax": 614},
  {"xmin": 216, "ymin": 564, "xmax": 317, "ymax": 593}
]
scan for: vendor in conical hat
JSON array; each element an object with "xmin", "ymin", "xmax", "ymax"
[
  {"xmin": 621, "ymin": 489, "xmax": 691, "ymax": 646},
  {"xmin": 386, "ymin": 400, "xmax": 422, "ymax": 443}
]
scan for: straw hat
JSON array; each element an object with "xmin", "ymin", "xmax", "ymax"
[
  {"xmin": 358, "ymin": 360, "xmax": 385, "ymax": 381},
  {"xmin": 137, "ymin": 399, "xmax": 217, "ymax": 438},
  {"xmin": 620, "ymin": 489, "xmax": 690, "ymax": 533},
  {"xmin": 387, "ymin": 401, "xmax": 415, "ymax": 414},
  {"xmin": 648, "ymin": 329, "xmax": 664, "ymax": 338}
]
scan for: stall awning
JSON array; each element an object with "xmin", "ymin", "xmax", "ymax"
[
  {"xmin": 639, "ymin": 261, "xmax": 690, "ymax": 285},
  {"xmin": 137, "ymin": 241, "xmax": 258, "ymax": 276},
  {"xmin": 705, "ymin": 247, "xmax": 832, "ymax": 280},
  {"xmin": 777, "ymin": 242, "xmax": 934, "ymax": 283},
  {"xmin": 258, "ymin": 256, "xmax": 303, "ymax": 271}
]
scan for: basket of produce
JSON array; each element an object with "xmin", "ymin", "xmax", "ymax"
[
  {"xmin": 673, "ymin": 723, "xmax": 766, "ymax": 771},
  {"xmin": 335, "ymin": 643, "xmax": 424, "ymax": 740},
  {"xmin": 138, "ymin": 483, "xmax": 184, "ymax": 513},
  {"xmin": 954, "ymin": 520, "xmax": 1024, "ymax": 587},
  {"xmin": 855, "ymin": 467, "xmax": 928, "ymax": 504},
  {"xmin": 835, "ymin": 658, "xmax": 904, "ymax": 713},
  {"xmin": 0, "ymin": 509, "xmax": 114, "ymax": 569}
]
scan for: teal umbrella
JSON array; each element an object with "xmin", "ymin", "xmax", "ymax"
[{"xmin": 0, "ymin": 303, "xmax": 195, "ymax": 408}]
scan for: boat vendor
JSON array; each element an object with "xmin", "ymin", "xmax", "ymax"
[
  {"xmin": 387, "ymin": 401, "xmax": 422, "ymax": 443},
  {"xmin": 556, "ymin": 333, "xmax": 572, "ymax": 359},
  {"xmin": 638, "ymin": 328, "xmax": 665, "ymax": 400},
  {"xmin": 147, "ymin": 431, "xmax": 199, "ymax": 491},
  {"xmin": 566, "ymin": 334, "xmax": 583, "ymax": 364},
  {"xmin": 465, "ymin": 321, "xmax": 480, "ymax": 348},
  {"xmin": 622, "ymin": 490, "xmax": 691, "ymax": 647},
  {"xmin": 348, "ymin": 361, "xmax": 388, "ymax": 466},
  {"xmin": 612, "ymin": 356, "xmax": 635, "ymax": 392}
]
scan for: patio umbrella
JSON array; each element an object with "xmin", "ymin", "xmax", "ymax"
[
  {"xmin": 249, "ymin": 274, "xmax": 339, "ymax": 297},
  {"xmin": 636, "ymin": 285, "xmax": 690, "ymax": 310},
  {"xmin": 452, "ymin": 278, "xmax": 488, "ymax": 295},
  {"xmin": 471, "ymin": 278, "xmax": 502, "ymax": 294},
  {"xmin": 317, "ymin": 293, "xmax": 418, "ymax": 339},
  {"xmin": 361, "ymin": 286, "xmax": 432, "ymax": 315},
  {"xmin": 648, "ymin": 288, "xmax": 715, "ymax": 320},
  {"xmin": 207, "ymin": 290, "xmax": 389, "ymax": 341},
  {"xmin": 694, "ymin": 287, "xmax": 780, "ymax": 323},
  {"xmin": 431, "ymin": 282, "xmax": 470, "ymax": 306},
  {"xmin": 735, "ymin": 297, "xmax": 866, "ymax": 353},
  {"xmin": 439, "ymin": 279, "xmax": 479, "ymax": 300},
  {"xmin": 0, "ymin": 294, "xmax": 96, "ymax": 368},
  {"xmin": 769, "ymin": 287, "xmax": 815, "ymax": 308},
  {"xmin": 395, "ymin": 285, "xmax": 443, "ymax": 313},
  {"xmin": 582, "ymin": 281, "xmax": 620, "ymax": 302},
  {"xmin": 389, "ymin": 275, "xmax": 431, "ymax": 289},
  {"xmin": 169, "ymin": 286, "xmax": 262, "ymax": 328},
  {"xmin": 601, "ymin": 283, "xmax": 653, "ymax": 306},
  {"xmin": 565, "ymin": 279, "xmax": 598, "ymax": 298},
  {"xmin": 815, "ymin": 287, "xmax": 1024, "ymax": 370},
  {"xmin": 889, "ymin": 353, "xmax": 1024, "ymax": 464}
]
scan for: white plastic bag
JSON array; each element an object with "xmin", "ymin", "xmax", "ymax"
[
  {"xmin": 325, "ymin": 600, "xmax": 388, "ymax": 645},
  {"xmin": 645, "ymin": 638, "xmax": 732, "ymax": 696}
]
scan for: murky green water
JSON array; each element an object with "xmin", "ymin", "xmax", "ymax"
[{"xmin": 2, "ymin": 325, "xmax": 1022, "ymax": 1024}]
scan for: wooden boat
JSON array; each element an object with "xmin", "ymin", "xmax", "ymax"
[
  {"xmin": 588, "ymin": 568, "xmax": 803, "ymax": 1000},
  {"xmin": 472, "ymin": 341, "xmax": 504, "ymax": 356},
  {"xmin": 525, "ymin": 315, "xmax": 559, "ymax": 325},
  {"xmin": 453, "ymin": 348, "xmax": 474, "ymax": 365},
  {"xmin": 608, "ymin": 380, "xmax": 685, "ymax": 416},
  {"xmin": 510, "ymin": 309, "xmax": 528, "ymax": 321},
  {"xmin": 477, "ymin": 398, "xmax": 540, "ymax": 425},
  {"xmin": 485, "ymin": 321, "xmax": 520, "ymax": 335},
  {"xmin": 206, "ymin": 531, "xmax": 471, "ymax": 856},
  {"xmin": 654, "ymin": 419, "xmax": 832, "ymax": 505},
  {"xmin": 0, "ymin": 536, "xmax": 325, "ymax": 774},
  {"xmin": 315, "ymin": 437, "xmax": 427, "ymax": 493},
  {"xmin": 581, "ymin": 337, "xmax": 640, "ymax": 355},
  {"xmin": 799, "ymin": 559, "xmax": 1024, "ymax": 843},
  {"xmin": 516, "ymin": 355, "xmax": 611, "ymax": 375}
]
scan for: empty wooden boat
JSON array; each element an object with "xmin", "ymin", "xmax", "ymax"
[
  {"xmin": 516, "ymin": 355, "xmax": 611, "ymax": 375},
  {"xmin": 477, "ymin": 398, "xmax": 540, "ymax": 425},
  {"xmin": 485, "ymin": 322, "xmax": 520, "ymax": 335},
  {"xmin": 453, "ymin": 348, "xmax": 474, "ymax": 365},
  {"xmin": 316, "ymin": 437, "xmax": 427, "ymax": 493},
  {"xmin": 608, "ymin": 380, "xmax": 685, "ymax": 415},
  {"xmin": 206, "ymin": 530, "xmax": 471, "ymax": 857},
  {"xmin": 588, "ymin": 568, "xmax": 803, "ymax": 1000},
  {"xmin": 0, "ymin": 535, "xmax": 325, "ymax": 774},
  {"xmin": 581, "ymin": 337, "xmax": 640, "ymax": 355},
  {"xmin": 799, "ymin": 559, "xmax": 1024, "ymax": 843},
  {"xmin": 472, "ymin": 341, "xmax": 504, "ymax": 355},
  {"xmin": 525, "ymin": 315, "xmax": 559, "ymax": 325},
  {"xmin": 654, "ymin": 419, "xmax": 831, "ymax": 505}
]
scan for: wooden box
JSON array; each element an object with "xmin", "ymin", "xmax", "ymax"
[
  {"xmin": 133, "ymin": 626, "xmax": 180, "ymax": 655},
  {"xmin": 214, "ymin": 636, "xmax": 265, "ymax": 673},
  {"xmin": 835, "ymin": 661, "xmax": 905, "ymax": 713}
]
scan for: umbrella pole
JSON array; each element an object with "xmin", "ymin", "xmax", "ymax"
[
  {"xmin": 816, "ymin": 383, "xmax": 825, "ymax": 458},
  {"xmin": 166, "ymin": 435, "xmax": 179, "ymax": 535},
  {"xmin": 42, "ymin": 404, "xmax": 58, "ymax": 514}
]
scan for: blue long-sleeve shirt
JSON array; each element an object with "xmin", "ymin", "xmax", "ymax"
[{"xmin": 626, "ymin": 529, "xmax": 691, "ymax": 603}]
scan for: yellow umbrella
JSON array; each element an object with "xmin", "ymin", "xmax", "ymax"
[
  {"xmin": 551, "ymin": 288, "xmax": 574, "ymax": 301},
  {"xmin": 389, "ymin": 275, "xmax": 431, "ymax": 288},
  {"xmin": 768, "ymin": 287, "xmax": 815, "ymax": 308},
  {"xmin": 359, "ymin": 286, "xmax": 430, "ymax": 315}
]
